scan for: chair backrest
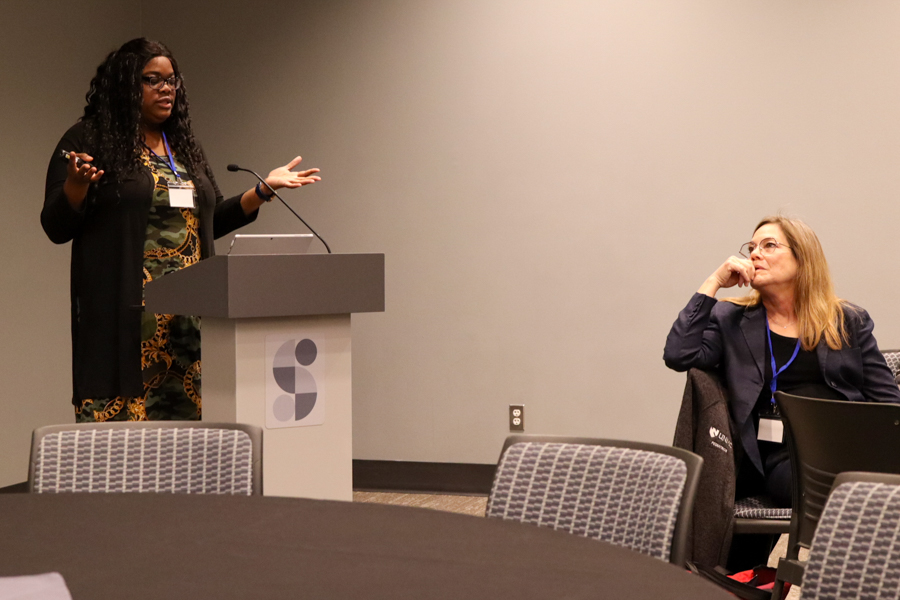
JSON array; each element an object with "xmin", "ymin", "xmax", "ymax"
[
  {"xmin": 28, "ymin": 422, "xmax": 263, "ymax": 495},
  {"xmin": 882, "ymin": 349, "xmax": 900, "ymax": 381},
  {"xmin": 800, "ymin": 471, "xmax": 900, "ymax": 600},
  {"xmin": 486, "ymin": 435, "xmax": 703, "ymax": 566},
  {"xmin": 774, "ymin": 392, "xmax": 900, "ymax": 552}
]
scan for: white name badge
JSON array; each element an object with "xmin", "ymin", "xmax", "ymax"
[
  {"xmin": 167, "ymin": 181, "xmax": 195, "ymax": 208},
  {"xmin": 758, "ymin": 418, "xmax": 784, "ymax": 443}
]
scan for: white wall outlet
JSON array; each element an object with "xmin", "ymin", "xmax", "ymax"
[{"xmin": 509, "ymin": 404, "xmax": 524, "ymax": 432}]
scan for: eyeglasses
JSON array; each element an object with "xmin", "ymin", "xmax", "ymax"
[
  {"xmin": 142, "ymin": 75, "xmax": 181, "ymax": 91},
  {"xmin": 739, "ymin": 238, "xmax": 791, "ymax": 258}
]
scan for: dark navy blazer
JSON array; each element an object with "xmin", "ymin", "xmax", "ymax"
[{"xmin": 664, "ymin": 293, "xmax": 900, "ymax": 474}]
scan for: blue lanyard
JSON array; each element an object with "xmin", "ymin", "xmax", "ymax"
[
  {"xmin": 765, "ymin": 315, "xmax": 801, "ymax": 411},
  {"xmin": 147, "ymin": 132, "xmax": 181, "ymax": 181}
]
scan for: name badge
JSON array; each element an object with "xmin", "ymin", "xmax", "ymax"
[
  {"xmin": 167, "ymin": 180, "xmax": 196, "ymax": 208},
  {"xmin": 758, "ymin": 417, "xmax": 784, "ymax": 443}
]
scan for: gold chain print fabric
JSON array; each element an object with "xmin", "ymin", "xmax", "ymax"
[{"xmin": 76, "ymin": 152, "xmax": 202, "ymax": 422}]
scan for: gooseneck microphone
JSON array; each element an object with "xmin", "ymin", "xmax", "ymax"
[{"xmin": 227, "ymin": 163, "xmax": 332, "ymax": 254}]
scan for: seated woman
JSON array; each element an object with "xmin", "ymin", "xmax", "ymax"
[{"xmin": 664, "ymin": 215, "xmax": 900, "ymax": 507}]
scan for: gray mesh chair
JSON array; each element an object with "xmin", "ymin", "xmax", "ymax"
[
  {"xmin": 28, "ymin": 421, "xmax": 262, "ymax": 495},
  {"xmin": 769, "ymin": 393, "xmax": 900, "ymax": 600},
  {"xmin": 486, "ymin": 435, "xmax": 703, "ymax": 566},
  {"xmin": 882, "ymin": 348, "xmax": 900, "ymax": 383},
  {"xmin": 733, "ymin": 348, "xmax": 899, "ymax": 555},
  {"xmin": 730, "ymin": 476, "xmax": 791, "ymax": 569},
  {"xmin": 800, "ymin": 472, "xmax": 900, "ymax": 600},
  {"xmin": 733, "ymin": 496, "xmax": 791, "ymax": 521}
]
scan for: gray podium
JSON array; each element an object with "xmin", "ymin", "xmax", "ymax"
[{"xmin": 145, "ymin": 253, "xmax": 384, "ymax": 500}]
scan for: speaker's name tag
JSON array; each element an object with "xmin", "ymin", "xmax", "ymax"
[{"xmin": 167, "ymin": 180, "xmax": 196, "ymax": 208}]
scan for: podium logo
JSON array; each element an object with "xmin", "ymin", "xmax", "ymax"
[{"xmin": 271, "ymin": 339, "xmax": 318, "ymax": 422}]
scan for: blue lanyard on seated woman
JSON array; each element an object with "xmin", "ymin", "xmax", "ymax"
[{"xmin": 765, "ymin": 316, "xmax": 801, "ymax": 415}]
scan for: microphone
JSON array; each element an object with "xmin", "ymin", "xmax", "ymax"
[{"xmin": 227, "ymin": 163, "xmax": 331, "ymax": 254}]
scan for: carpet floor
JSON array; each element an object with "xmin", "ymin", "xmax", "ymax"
[{"xmin": 353, "ymin": 491, "xmax": 487, "ymax": 517}]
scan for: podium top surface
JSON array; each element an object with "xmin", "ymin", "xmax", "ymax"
[{"xmin": 144, "ymin": 253, "xmax": 384, "ymax": 319}]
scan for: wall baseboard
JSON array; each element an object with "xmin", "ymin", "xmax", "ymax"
[
  {"xmin": 352, "ymin": 460, "xmax": 495, "ymax": 495},
  {"xmin": 0, "ymin": 482, "xmax": 27, "ymax": 494}
]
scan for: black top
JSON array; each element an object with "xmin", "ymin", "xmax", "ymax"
[
  {"xmin": 42, "ymin": 122, "xmax": 258, "ymax": 402},
  {"xmin": 755, "ymin": 330, "xmax": 847, "ymax": 417}
]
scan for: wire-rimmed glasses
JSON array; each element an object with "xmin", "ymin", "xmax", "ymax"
[{"xmin": 739, "ymin": 238, "xmax": 790, "ymax": 259}]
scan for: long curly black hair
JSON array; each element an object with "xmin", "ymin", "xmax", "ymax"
[{"xmin": 82, "ymin": 38, "xmax": 207, "ymax": 181}]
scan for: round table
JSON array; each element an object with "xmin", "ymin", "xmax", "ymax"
[{"xmin": 0, "ymin": 494, "xmax": 730, "ymax": 599}]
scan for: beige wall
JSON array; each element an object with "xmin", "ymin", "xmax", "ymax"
[{"xmin": 3, "ymin": 1, "xmax": 899, "ymax": 484}]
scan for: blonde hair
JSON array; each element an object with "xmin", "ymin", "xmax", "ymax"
[{"xmin": 724, "ymin": 215, "xmax": 849, "ymax": 350}]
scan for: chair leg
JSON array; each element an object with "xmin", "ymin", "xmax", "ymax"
[
  {"xmin": 769, "ymin": 577, "xmax": 787, "ymax": 600},
  {"xmin": 770, "ymin": 556, "xmax": 804, "ymax": 600}
]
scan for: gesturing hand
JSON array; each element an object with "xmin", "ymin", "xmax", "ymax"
[
  {"xmin": 66, "ymin": 152, "xmax": 104, "ymax": 185},
  {"xmin": 264, "ymin": 156, "xmax": 321, "ymax": 192},
  {"xmin": 63, "ymin": 152, "xmax": 104, "ymax": 209}
]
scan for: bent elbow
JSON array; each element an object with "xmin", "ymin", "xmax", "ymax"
[
  {"xmin": 663, "ymin": 343, "xmax": 716, "ymax": 372},
  {"xmin": 45, "ymin": 231, "xmax": 73, "ymax": 245},
  {"xmin": 664, "ymin": 358, "xmax": 690, "ymax": 373},
  {"xmin": 663, "ymin": 348, "xmax": 690, "ymax": 372},
  {"xmin": 663, "ymin": 327, "xmax": 692, "ymax": 372}
]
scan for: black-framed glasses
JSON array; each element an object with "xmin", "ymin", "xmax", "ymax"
[
  {"xmin": 142, "ymin": 75, "xmax": 181, "ymax": 91},
  {"xmin": 739, "ymin": 238, "xmax": 790, "ymax": 258}
]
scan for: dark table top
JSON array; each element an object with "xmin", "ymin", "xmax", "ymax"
[{"xmin": 0, "ymin": 494, "xmax": 730, "ymax": 600}]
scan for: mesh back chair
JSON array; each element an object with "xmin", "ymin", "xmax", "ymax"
[
  {"xmin": 769, "ymin": 393, "xmax": 900, "ymax": 600},
  {"xmin": 486, "ymin": 435, "xmax": 703, "ymax": 566},
  {"xmin": 730, "ymin": 461, "xmax": 792, "ymax": 569},
  {"xmin": 28, "ymin": 422, "xmax": 262, "ymax": 495},
  {"xmin": 732, "ymin": 494, "xmax": 791, "ymax": 542},
  {"xmin": 801, "ymin": 472, "xmax": 900, "ymax": 600},
  {"xmin": 729, "ymin": 469, "xmax": 792, "ymax": 573},
  {"xmin": 733, "ymin": 348, "xmax": 900, "ymax": 553},
  {"xmin": 733, "ymin": 496, "xmax": 791, "ymax": 522},
  {"xmin": 882, "ymin": 349, "xmax": 900, "ymax": 382}
]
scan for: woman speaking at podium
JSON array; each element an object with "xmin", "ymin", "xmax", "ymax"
[{"xmin": 42, "ymin": 38, "xmax": 320, "ymax": 422}]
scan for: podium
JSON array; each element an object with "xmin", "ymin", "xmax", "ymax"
[{"xmin": 144, "ymin": 252, "xmax": 384, "ymax": 500}]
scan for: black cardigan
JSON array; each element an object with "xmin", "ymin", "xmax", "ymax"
[{"xmin": 42, "ymin": 122, "xmax": 257, "ymax": 403}]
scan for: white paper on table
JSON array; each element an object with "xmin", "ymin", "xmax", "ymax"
[{"xmin": 0, "ymin": 573, "xmax": 73, "ymax": 600}]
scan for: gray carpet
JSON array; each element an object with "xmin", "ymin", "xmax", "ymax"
[{"xmin": 353, "ymin": 491, "xmax": 487, "ymax": 517}]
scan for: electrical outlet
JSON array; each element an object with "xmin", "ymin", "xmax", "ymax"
[{"xmin": 509, "ymin": 404, "xmax": 524, "ymax": 432}]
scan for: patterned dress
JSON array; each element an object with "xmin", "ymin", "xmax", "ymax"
[{"xmin": 75, "ymin": 153, "xmax": 202, "ymax": 422}]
